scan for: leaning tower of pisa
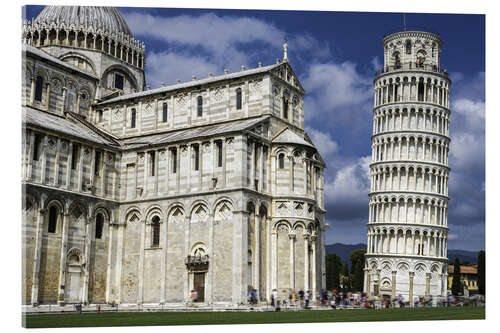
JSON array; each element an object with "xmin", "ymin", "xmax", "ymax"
[{"xmin": 364, "ymin": 31, "xmax": 451, "ymax": 305}]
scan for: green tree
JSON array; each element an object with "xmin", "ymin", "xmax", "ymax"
[
  {"xmin": 477, "ymin": 250, "xmax": 485, "ymax": 295},
  {"xmin": 451, "ymin": 258, "xmax": 463, "ymax": 296},
  {"xmin": 350, "ymin": 249, "xmax": 366, "ymax": 292},
  {"xmin": 325, "ymin": 253, "xmax": 342, "ymax": 290}
]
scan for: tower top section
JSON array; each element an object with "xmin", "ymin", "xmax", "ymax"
[{"xmin": 378, "ymin": 30, "xmax": 446, "ymax": 77}]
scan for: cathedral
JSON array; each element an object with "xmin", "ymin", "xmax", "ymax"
[{"xmin": 21, "ymin": 6, "xmax": 326, "ymax": 309}]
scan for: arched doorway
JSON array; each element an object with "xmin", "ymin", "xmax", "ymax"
[
  {"xmin": 65, "ymin": 248, "xmax": 84, "ymax": 303},
  {"xmin": 186, "ymin": 246, "xmax": 209, "ymax": 303}
]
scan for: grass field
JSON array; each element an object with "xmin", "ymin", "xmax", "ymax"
[{"xmin": 23, "ymin": 306, "xmax": 485, "ymax": 328}]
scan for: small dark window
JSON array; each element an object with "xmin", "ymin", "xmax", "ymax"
[
  {"xmin": 172, "ymin": 148, "xmax": 177, "ymax": 173},
  {"xmin": 236, "ymin": 88, "xmax": 242, "ymax": 110},
  {"xmin": 152, "ymin": 216, "xmax": 160, "ymax": 246},
  {"xmin": 114, "ymin": 73, "xmax": 124, "ymax": 90},
  {"xmin": 194, "ymin": 145, "xmax": 200, "ymax": 171},
  {"xmin": 94, "ymin": 150, "xmax": 101, "ymax": 176},
  {"xmin": 95, "ymin": 213, "xmax": 104, "ymax": 239},
  {"xmin": 149, "ymin": 151, "xmax": 156, "ymax": 176},
  {"xmin": 71, "ymin": 143, "xmax": 79, "ymax": 169},
  {"xmin": 48, "ymin": 206, "xmax": 58, "ymax": 233},
  {"xmin": 283, "ymin": 100, "xmax": 289, "ymax": 119},
  {"xmin": 278, "ymin": 153, "xmax": 285, "ymax": 169},
  {"xmin": 131, "ymin": 108, "xmax": 136, "ymax": 128},
  {"xmin": 197, "ymin": 96, "xmax": 203, "ymax": 117},
  {"xmin": 406, "ymin": 41, "xmax": 412, "ymax": 54},
  {"xmin": 216, "ymin": 140, "xmax": 223, "ymax": 167},
  {"xmin": 162, "ymin": 102, "xmax": 168, "ymax": 123},
  {"xmin": 97, "ymin": 110, "xmax": 103, "ymax": 122},
  {"xmin": 34, "ymin": 76, "xmax": 43, "ymax": 102},
  {"xmin": 33, "ymin": 134, "xmax": 42, "ymax": 161}
]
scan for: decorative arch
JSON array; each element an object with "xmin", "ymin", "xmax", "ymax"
[
  {"xmin": 101, "ymin": 64, "xmax": 139, "ymax": 90},
  {"xmin": 67, "ymin": 247, "xmax": 83, "ymax": 264},
  {"xmin": 167, "ymin": 204, "xmax": 185, "ymax": 224},
  {"xmin": 58, "ymin": 51, "xmax": 97, "ymax": 74},
  {"xmin": 190, "ymin": 242, "xmax": 208, "ymax": 256},
  {"xmin": 145, "ymin": 204, "xmax": 165, "ymax": 222},
  {"xmin": 190, "ymin": 202, "xmax": 209, "ymax": 223},
  {"xmin": 214, "ymin": 200, "xmax": 233, "ymax": 222}
]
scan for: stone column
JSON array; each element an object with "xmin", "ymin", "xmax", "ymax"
[
  {"xmin": 254, "ymin": 213, "xmax": 261, "ymax": 298},
  {"xmin": 30, "ymin": 76, "xmax": 35, "ymax": 104},
  {"xmin": 391, "ymin": 270, "xmax": 397, "ymax": 299},
  {"xmin": 303, "ymin": 233, "xmax": 309, "ymax": 292},
  {"xmin": 271, "ymin": 229, "xmax": 278, "ymax": 291},
  {"xmin": 57, "ymin": 212, "xmax": 70, "ymax": 305},
  {"xmin": 366, "ymin": 270, "xmax": 371, "ymax": 297},
  {"xmin": 31, "ymin": 208, "xmax": 46, "ymax": 306},
  {"xmin": 160, "ymin": 215, "xmax": 169, "ymax": 304},
  {"xmin": 45, "ymin": 82, "xmax": 51, "ymax": 110},
  {"xmin": 137, "ymin": 219, "xmax": 146, "ymax": 305},
  {"xmin": 40, "ymin": 136, "xmax": 47, "ymax": 184},
  {"xmin": 206, "ymin": 213, "xmax": 214, "ymax": 304},
  {"xmin": 82, "ymin": 213, "xmax": 92, "ymax": 304},
  {"xmin": 288, "ymin": 231, "xmax": 296, "ymax": 292},
  {"xmin": 105, "ymin": 219, "xmax": 114, "ymax": 304},
  {"xmin": 311, "ymin": 233, "xmax": 317, "ymax": 300},
  {"xmin": 425, "ymin": 273, "xmax": 431, "ymax": 295},
  {"xmin": 288, "ymin": 156, "xmax": 294, "ymax": 193},
  {"xmin": 409, "ymin": 271, "xmax": 415, "ymax": 307}
]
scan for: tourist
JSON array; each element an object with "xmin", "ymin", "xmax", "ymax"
[{"xmin": 304, "ymin": 290, "xmax": 310, "ymax": 309}]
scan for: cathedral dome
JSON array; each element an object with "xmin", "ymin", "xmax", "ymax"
[{"xmin": 34, "ymin": 6, "xmax": 133, "ymax": 37}]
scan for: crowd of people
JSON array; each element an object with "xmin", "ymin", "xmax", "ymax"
[{"xmin": 249, "ymin": 289, "xmax": 485, "ymax": 311}]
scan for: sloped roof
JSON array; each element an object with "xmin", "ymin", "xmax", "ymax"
[
  {"xmin": 23, "ymin": 44, "xmax": 98, "ymax": 80},
  {"xmin": 272, "ymin": 128, "xmax": 315, "ymax": 148},
  {"xmin": 98, "ymin": 63, "xmax": 283, "ymax": 105},
  {"xmin": 448, "ymin": 265, "xmax": 478, "ymax": 275},
  {"xmin": 120, "ymin": 116, "xmax": 269, "ymax": 150},
  {"xmin": 23, "ymin": 106, "xmax": 119, "ymax": 147}
]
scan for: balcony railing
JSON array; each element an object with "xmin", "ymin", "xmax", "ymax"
[
  {"xmin": 185, "ymin": 254, "xmax": 209, "ymax": 267},
  {"xmin": 375, "ymin": 62, "xmax": 448, "ymax": 77}
]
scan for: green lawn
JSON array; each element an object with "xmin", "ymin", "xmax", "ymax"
[{"xmin": 24, "ymin": 306, "xmax": 485, "ymax": 328}]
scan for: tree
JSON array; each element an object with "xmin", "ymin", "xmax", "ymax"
[
  {"xmin": 325, "ymin": 253, "xmax": 342, "ymax": 290},
  {"xmin": 477, "ymin": 250, "xmax": 485, "ymax": 295},
  {"xmin": 350, "ymin": 249, "xmax": 366, "ymax": 292},
  {"xmin": 451, "ymin": 258, "xmax": 463, "ymax": 296}
]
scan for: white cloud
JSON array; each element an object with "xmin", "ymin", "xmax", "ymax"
[
  {"xmin": 306, "ymin": 127, "xmax": 338, "ymax": 161},
  {"xmin": 302, "ymin": 61, "xmax": 372, "ymax": 122},
  {"xmin": 325, "ymin": 155, "xmax": 371, "ymax": 203},
  {"xmin": 146, "ymin": 51, "xmax": 218, "ymax": 87}
]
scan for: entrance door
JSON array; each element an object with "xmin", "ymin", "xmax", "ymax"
[{"xmin": 193, "ymin": 272, "xmax": 205, "ymax": 302}]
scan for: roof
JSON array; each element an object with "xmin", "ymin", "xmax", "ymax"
[
  {"xmin": 448, "ymin": 265, "xmax": 478, "ymax": 275},
  {"xmin": 98, "ymin": 63, "xmax": 283, "ymax": 105},
  {"xmin": 272, "ymin": 128, "xmax": 315, "ymax": 148},
  {"xmin": 35, "ymin": 6, "xmax": 133, "ymax": 38},
  {"xmin": 23, "ymin": 106, "xmax": 119, "ymax": 147},
  {"xmin": 120, "ymin": 116, "xmax": 269, "ymax": 150},
  {"xmin": 23, "ymin": 44, "xmax": 98, "ymax": 80}
]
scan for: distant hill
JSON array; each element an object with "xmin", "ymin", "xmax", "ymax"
[{"xmin": 325, "ymin": 243, "xmax": 479, "ymax": 265}]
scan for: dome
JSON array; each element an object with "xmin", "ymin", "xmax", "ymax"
[{"xmin": 34, "ymin": 6, "xmax": 133, "ymax": 37}]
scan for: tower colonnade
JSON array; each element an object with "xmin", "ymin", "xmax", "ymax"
[{"xmin": 365, "ymin": 31, "xmax": 451, "ymax": 303}]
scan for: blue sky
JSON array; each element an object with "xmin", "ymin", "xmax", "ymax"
[{"xmin": 25, "ymin": 6, "xmax": 485, "ymax": 251}]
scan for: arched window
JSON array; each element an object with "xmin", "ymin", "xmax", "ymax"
[
  {"xmin": 131, "ymin": 108, "xmax": 136, "ymax": 128},
  {"xmin": 48, "ymin": 205, "xmax": 58, "ymax": 233},
  {"xmin": 393, "ymin": 52, "xmax": 401, "ymax": 68},
  {"xmin": 152, "ymin": 216, "xmax": 160, "ymax": 246},
  {"xmin": 236, "ymin": 88, "xmax": 242, "ymax": 110},
  {"xmin": 406, "ymin": 41, "xmax": 412, "ymax": 54},
  {"xmin": 197, "ymin": 96, "xmax": 203, "ymax": 117},
  {"xmin": 278, "ymin": 153, "xmax": 285, "ymax": 169},
  {"xmin": 162, "ymin": 102, "xmax": 168, "ymax": 123},
  {"xmin": 95, "ymin": 213, "xmax": 104, "ymax": 239},
  {"xmin": 416, "ymin": 50, "xmax": 426, "ymax": 67},
  {"xmin": 283, "ymin": 99, "xmax": 289, "ymax": 119},
  {"xmin": 34, "ymin": 76, "xmax": 43, "ymax": 102},
  {"xmin": 418, "ymin": 82, "xmax": 424, "ymax": 101}
]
